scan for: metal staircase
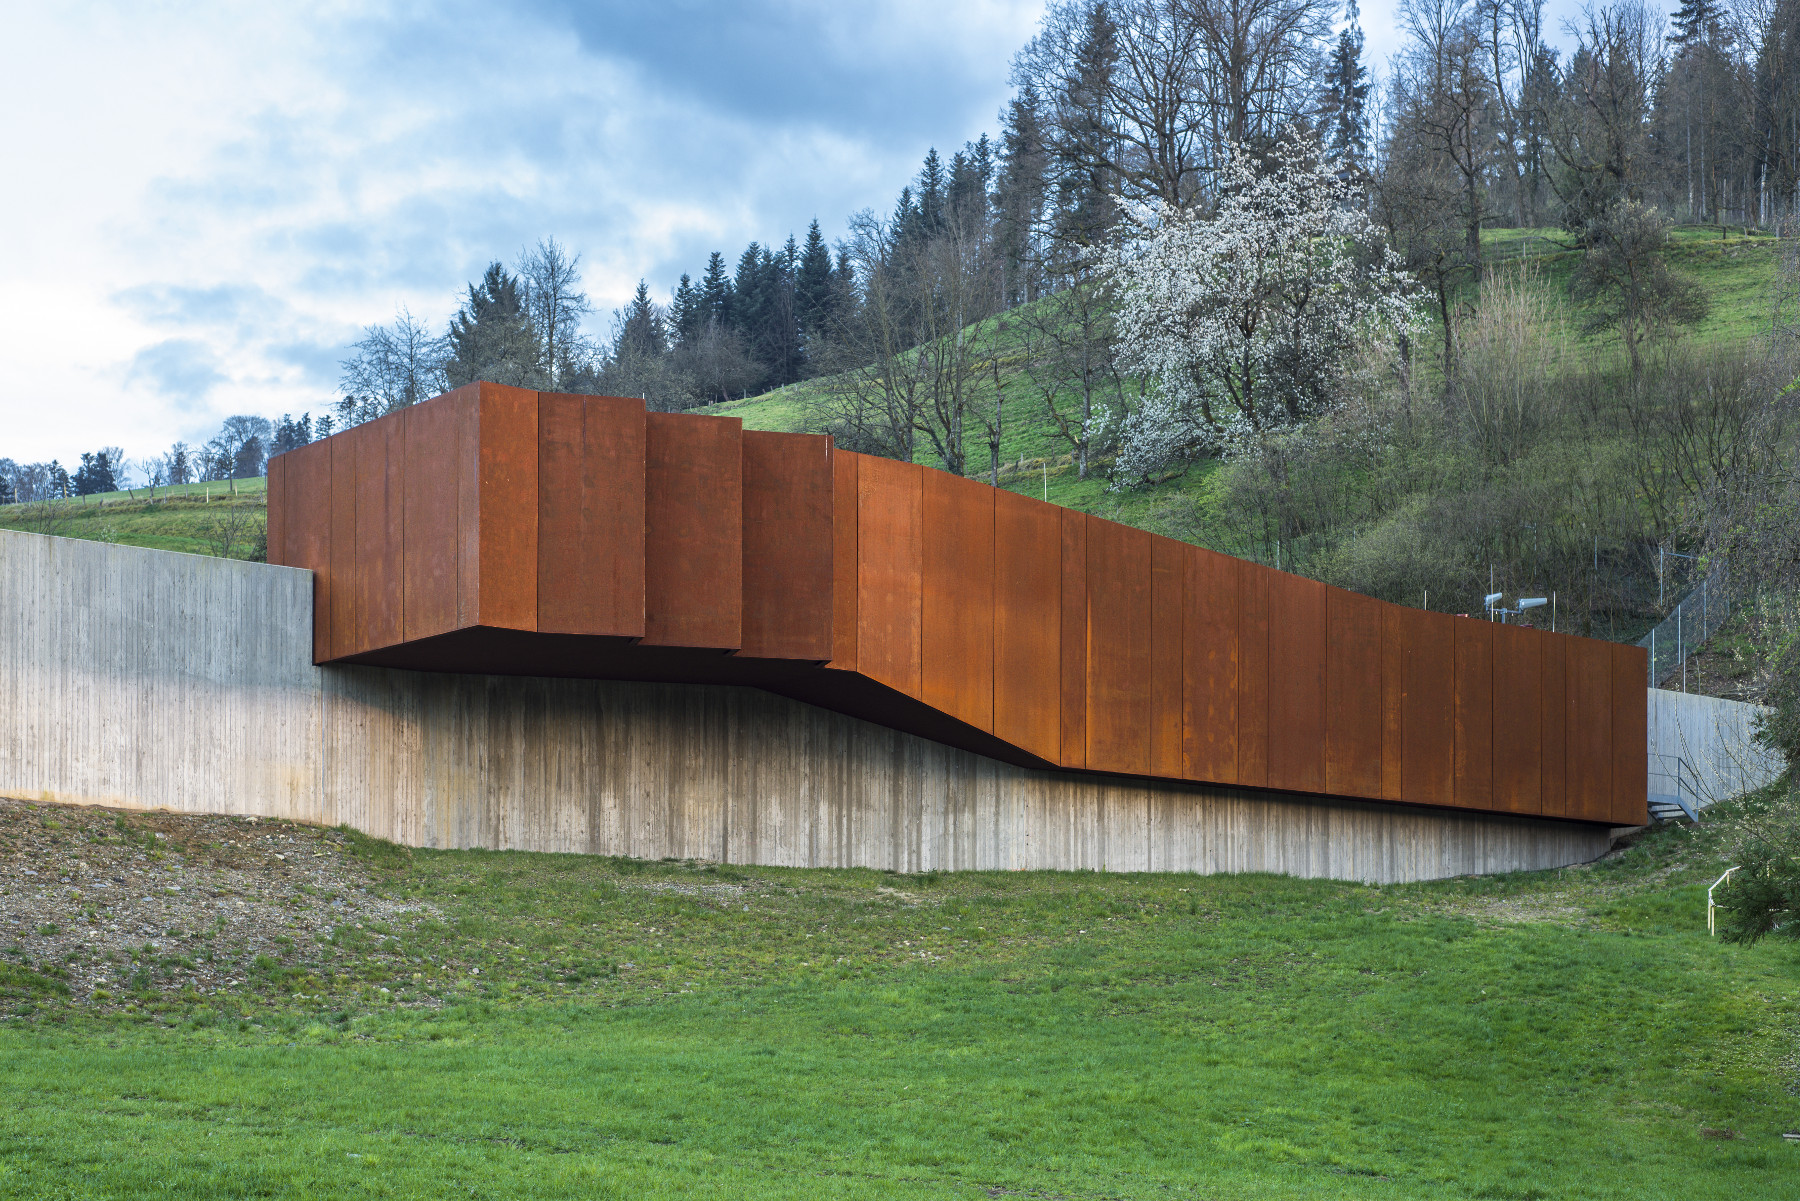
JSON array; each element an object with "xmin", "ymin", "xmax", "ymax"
[{"xmin": 1646, "ymin": 753, "xmax": 1704, "ymax": 822}]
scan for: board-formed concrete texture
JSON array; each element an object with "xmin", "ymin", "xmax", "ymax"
[
  {"xmin": 1647, "ymin": 687, "xmax": 1784, "ymax": 808},
  {"xmin": 270, "ymin": 383, "xmax": 1649, "ymax": 826},
  {"xmin": 0, "ymin": 528, "xmax": 1613, "ymax": 882}
]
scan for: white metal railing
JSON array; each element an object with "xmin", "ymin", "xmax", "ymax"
[{"xmin": 1708, "ymin": 866, "xmax": 1740, "ymax": 936}]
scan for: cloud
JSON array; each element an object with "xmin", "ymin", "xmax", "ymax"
[
  {"xmin": 0, "ymin": 0, "xmax": 1040, "ymax": 463},
  {"xmin": 10, "ymin": 0, "xmax": 1598, "ymax": 465},
  {"xmin": 126, "ymin": 340, "xmax": 228, "ymax": 405}
]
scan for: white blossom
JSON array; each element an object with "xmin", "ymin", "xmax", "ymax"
[{"xmin": 1102, "ymin": 130, "xmax": 1424, "ymax": 482}]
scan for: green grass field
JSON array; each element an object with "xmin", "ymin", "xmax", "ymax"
[
  {"xmin": 0, "ymin": 486, "xmax": 267, "ymax": 560},
  {"xmin": 1, "ymin": 795, "xmax": 1797, "ymax": 1199}
]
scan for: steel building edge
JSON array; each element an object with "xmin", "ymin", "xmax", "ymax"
[{"xmin": 269, "ymin": 382, "xmax": 1648, "ymax": 829}]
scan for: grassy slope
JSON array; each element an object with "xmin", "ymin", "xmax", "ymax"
[
  {"xmin": 1, "ymin": 799, "xmax": 1797, "ymax": 1199},
  {"xmin": 703, "ymin": 227, "xmax": 1783, "ymax": 544},
  {"xmin": 0, "ymin": 479, "xmax": 267, "ymax": 560}
]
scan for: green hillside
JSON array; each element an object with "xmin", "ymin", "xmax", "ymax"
[
  {"xmin": 702, "ymin": 227, "xmax": 1781, "ymax": 541},
  {"xmin": 0, "ymin": 481, "xmax": 268, "ymax": 561}
]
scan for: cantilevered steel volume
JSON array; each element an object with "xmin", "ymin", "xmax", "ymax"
[{"xmin": 268, "ymin": 382, "xmax": 1647, "ymax": 828}]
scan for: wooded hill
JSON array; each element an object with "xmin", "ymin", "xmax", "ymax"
[{"xmin": 699, "ymin": 226, "xmax": 1785, "ymax": 646}]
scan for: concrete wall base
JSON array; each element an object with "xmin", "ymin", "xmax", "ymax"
[{"xmin": 0, "ymin": 530, "xmax": 1613, "ymax": 883}]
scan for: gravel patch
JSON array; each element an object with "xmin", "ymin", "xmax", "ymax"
[{"xmin": 0, "ymin": 796, "xmax": 437, "ymax": 1007}]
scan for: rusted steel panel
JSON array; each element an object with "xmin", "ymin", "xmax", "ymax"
[
  {"xmin": 1564, "ymin": 636, "xmax": 1614, "ymax": 821},
  {"xmin": 1237, "ymin": 561, "xmax": 1271, "ymax": 789},
  {"xmin": 740, "ymin": 430, "xmax": 834, "ymax": 660},
  {"xmin": 856, "ymin": 455, "xmax": 923, "ymax": 696},
  {"xmin": 1183, "ymin": 546, "xmax": 1238, "ymax": 784},
  {"xmin": 279, "ymin": 440, "xmax": 334, "ymax": 663},
  {"xmin": 402, "ymin": 397, "xmax": 462, "ymax": 643},
  {"xmin": 352, "ymin": 415, "xmax": 405, "ymax": 653},
  {"xmin": 921, "ymin": 470, "xmax": 995, "ymax": 732},
  {"xmin": 993, "ymin": 489, "xmax": 1061, "ymax": 762},
  {"xmin": 1610, "ymin": 643, "xmax": 1649, "ymax": 825},
  {"xmin": 827, "ymin": 449, "xmax": 860, "ymax": 671},
  {"xmin": 1380, "ymin": 605, "xmax": 1406, "ymax": 801},
  {"xmin": 265, "ymin": 453, "xmax": 287, "ymax": 567},
  {"xmin": 1453, "ymin": 619, "xmax": 1494, "ymax": 810},
  {"xmin": 273, "ymin": 386, "xmax": 1650, "ymax": 824},
  {"xmin": 1268, "ymin": 572, "xmax": 1327, "ymax": 794},
  {"xmin": 1325, "ymin": 586, "xmax": 1383, "ymax": 799},
  {"xmin": 538, "ymin": 393, "xmax": 647, "ymax": 638},
  {"xmin": 644, "ymin": 411, "xmax": 742, "ymax": 649},
  {"xmin": 328, "ymin": 429, "xmax": 359, "ymax": 659},
  {"xmin": 1539, "ymin": 632, "xmax": 1568, "ymax": 818},
  {"xmin": 1058, "ymin": 508, "xmax": 1087, "ymax": 769},
  {"xmin": 1085, "ymin": 517, "xmax": 1152, "ymax": 776},
  {"xmin": 1149, "ymin": 537, "xmax": 1185, "ymax": 777},
  {"xmin": 1491, "ymin": 625, "xmax": 1544, "ymax": 814},
  {"xmin": 476, "ymin": 383, "xmax": 539, "ymax": 632},
  {"xmin": 453, "ymin": 387, "xmax": 480, "ymax": 629},
  {"xmin": 1401, "ymin": 611, "xmax": 1455, "ymax": 806}
]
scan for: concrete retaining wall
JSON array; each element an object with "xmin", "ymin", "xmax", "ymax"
[
  {"xmin": 1647, "ymin": 687, "xmax": 1785, "ymax": 810},
  {"xmin": 0, "ymin": 529, "xmax": 1613, "ymax": 883}
]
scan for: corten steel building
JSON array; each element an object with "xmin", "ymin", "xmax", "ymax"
[{"xmin": 250, "ymin": 383, "xmax": 1644, "ymax": 878}]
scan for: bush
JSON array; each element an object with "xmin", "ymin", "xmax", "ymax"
[{"xmin": 1715, "ymin": 788, "xmax": 1800, "ymax": 943}]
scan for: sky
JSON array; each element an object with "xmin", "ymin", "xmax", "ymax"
[{"xmin": 0, "ymin": 0, "xmax": 1592, "ymax": 471}]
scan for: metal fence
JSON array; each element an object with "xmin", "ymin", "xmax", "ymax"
[{"xmin": 1638, "ymin": 561, "xmax": 1731, "ymax": 687}]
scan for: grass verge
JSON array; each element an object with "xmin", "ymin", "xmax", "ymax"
[{"xmin": 0, "ymin": 795, "xmax": 1796, "ymax": 1198}]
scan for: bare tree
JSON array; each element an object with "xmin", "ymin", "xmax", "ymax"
[
  {"xmin": 1012, "ymin": 270, "xmax": 1130, "ymax": 479},
  {"xmin": 340, "ymin": 307, "xmax": 447, "ymax": 418},
  {"xmin": 1189, "ymin": 0, "xmax": 1336, "ymax": 152},
  {"xmin": 1014, "ymin": 0, "xmax": 1331, "ymax": 220},
  {"xmin": 1543, "ymin": 0, "xmax": 1663, "ymax": 228},
  {"xmin": 518, "ymin": 237, "xmax": 593, "ymax": 389}
]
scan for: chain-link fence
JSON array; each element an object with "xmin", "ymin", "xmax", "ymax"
[{"xmin": 1638, "ymin": 561, "xmax": 1730, "ymax": 687}]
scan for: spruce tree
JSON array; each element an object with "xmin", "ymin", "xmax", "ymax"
[
  {"xmin": 918, "ymin": 149, "xmax": 947, "ymax": 233},
  {"xmin": 796, "ymin": 219, "xmax": 834, "ymax": 335},
  {"xmin": 699, "ymin": 252, "xmax": 733, "ymax": 330},
  {"xmin": 1320, "ymin": 0, "xmax": 1370, "ymax": 170},
  {"xmin": 670, "ymin": 273, "xmax": 701, "ymax": 343},
  {"xmin": 445, "ymin": 262, "xmax": 545, "ymax": 389},
  {"xmin": 731, "ymin": 243, "xmax": 767, "ymax": 336},
  {"xmin": 1671, "ymin": 0, "xmax": 1727, "ymax": 45},
  {"xmin": 617, "ymin": 281, "xmax": 667, "ymax": 359},
  {"xmin": 998, "ymin": 85, "xmax": 1049, "ymax": 303}
]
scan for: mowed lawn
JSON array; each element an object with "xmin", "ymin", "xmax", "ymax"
[{"xmin": 0, "ymin": 808, "xmax": 1796, "ymax": 1201}]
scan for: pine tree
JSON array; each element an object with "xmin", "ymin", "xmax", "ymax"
[
  {"xmin": 731, "ymin": 243, "xmax": 767, "ymax": 336},
  {"xmin": 445, "ymin": 262, "xmax": 544, "ymax": 389},
  {"xmin": 1320, "ymin": 0, "xmax": 1370, "ymax": 170},
  {"xmin": 1671, "ymin": 0, "xmax": 1727, "ymax": 46},
  {"xmin": 998, "ymin": 84, "xmax": 1050, "ymax": 303},
  {"xmin": 670, "ymin": 273, "xmax": 701, "ymax": 343},
  {"xmin": 73, "ymin": 451, "xmax": 117, "ymax": 496},
  {"xmin": 618, "ymin": 281, "xmax": 667, "ymax": 359},
  {"xmin": 796, "ymin": 219, "xmax": 834, "ymax": 335},
  {"xmin": 918, "ymin": 148, "xmax": 947, "ymax": 233},
  {"xmin": 1053, "ymin": 1, "xmax": 1121, "ymax": 250},
  {"xmin": 699, "ymin": 252, "xmax": 733, "ymax": 329}
]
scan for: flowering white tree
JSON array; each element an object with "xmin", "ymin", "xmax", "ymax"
[{"xmin": 1103, "ymin": 130, "xmax": 1422, "ymax": 480}]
